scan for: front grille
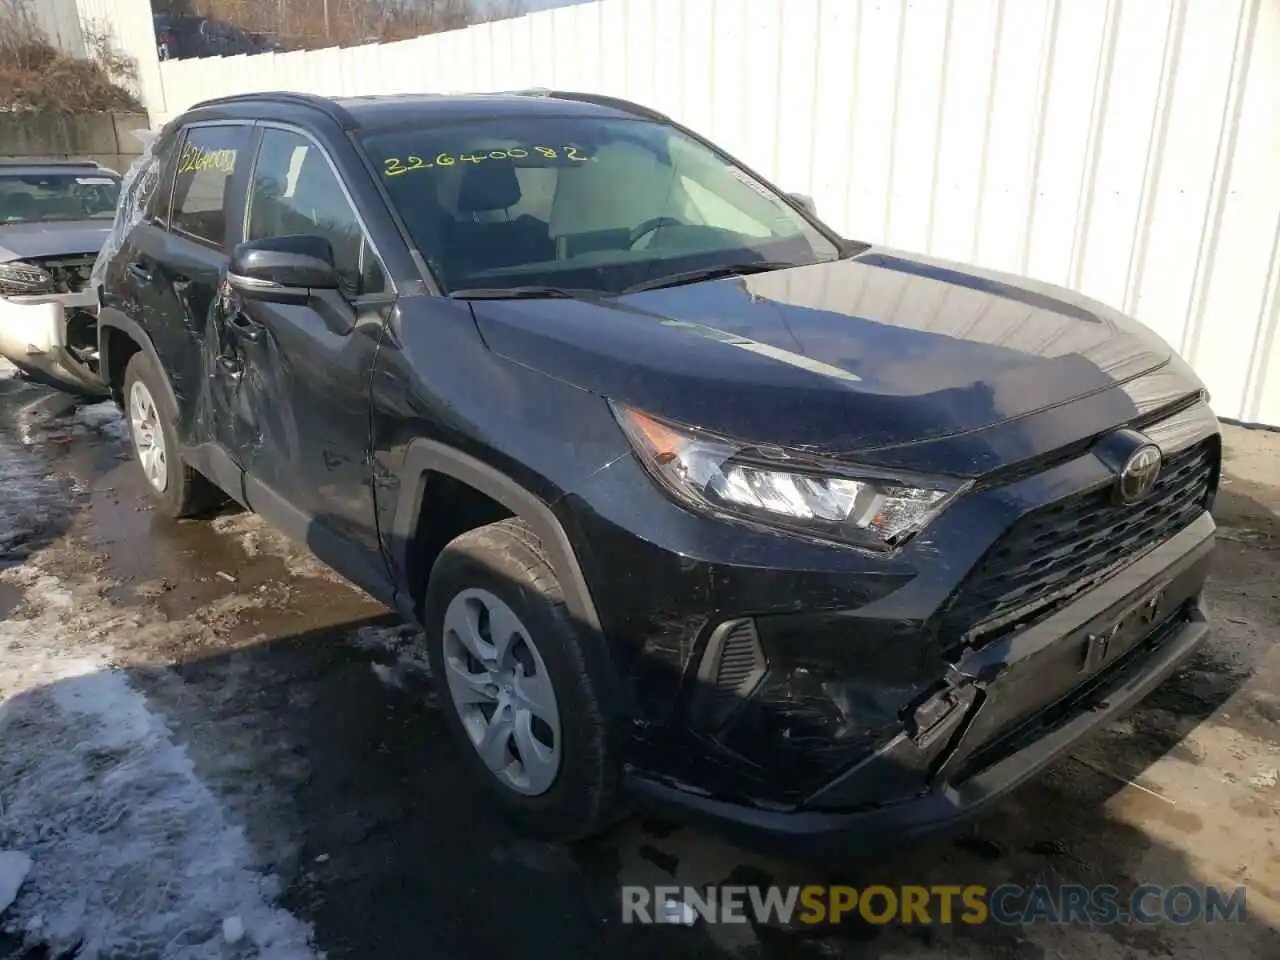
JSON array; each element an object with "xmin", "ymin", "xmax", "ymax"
[
  {"xmin": 942, "ymin": 438, "xmax": 1217, "ymax": 644},
  {"xmin": 33, "ymin": 254, "xmax": 96, "ymax": 294}
]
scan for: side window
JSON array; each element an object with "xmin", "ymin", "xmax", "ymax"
[
  {"xmin": 170, "ymin": 124, "xmax": 254, "ymax": 249},
  {"xmin": 247, "ymin": 128, "xmax": 386, "ymax": 298}
]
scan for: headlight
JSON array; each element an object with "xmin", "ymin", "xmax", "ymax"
[
  {"xmin": 611, "ymin": 402, "xmax": 961, "ymax": 550},
  {"xmin": 0, "ymin": 261, "xmax": 56, "ymax": 297}
]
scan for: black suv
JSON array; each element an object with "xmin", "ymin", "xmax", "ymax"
[{"xmin": 95, "ymin": 91, "xmax": 1219, "ymax": 856}]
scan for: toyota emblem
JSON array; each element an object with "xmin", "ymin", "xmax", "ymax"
[{"xmin": 1117, "ymin": 444, "xmax": 1162, "ymax": 504}]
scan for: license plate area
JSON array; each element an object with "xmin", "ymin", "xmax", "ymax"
[
  {"xmin": 938, "ymin": 549, "xmax": 1210, "ymax": 782},
  {"xmin": 1079, "ymin": 581, "xmax": 1171, "ymax": 673}
]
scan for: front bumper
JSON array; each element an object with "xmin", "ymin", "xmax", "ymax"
[
  {"xmin": 623, "ymin": 514, "xmax": 1215, "ymax": 858},
  {"xmin": 0, "ymin": 290, "xmax": 106, "ymax": 394}
]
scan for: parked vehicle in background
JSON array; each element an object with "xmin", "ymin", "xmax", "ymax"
[
  {"xmin": 83, "ymin": 90, "xmax": 1219, "ymax": 857},
  {"xmin": 154, "ymin": 13, "xmax": 271, "ymax": 61},
  {"xmin": 154, "ymin": 13, "xmax": 200, "ymax": 61},
  {"xmin": 0, "ymin": 161, "xmax": 119, "ymax": 394},
  {"xmin": 250, "ymin": 32, "xmax": 288, "ymax": 54}
]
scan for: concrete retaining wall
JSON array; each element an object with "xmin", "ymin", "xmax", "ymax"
[{"xmin": 0, "ymin": 111, "xmax": 150, "ymax": 175}]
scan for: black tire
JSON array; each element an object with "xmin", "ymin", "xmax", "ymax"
[
  {"xmin": 424, "ymin": 518, "xmax": 625, "ymax": 841},
  {"xmin": 122, "ymin": 351, "xmax": 220, "ymax": 519}
]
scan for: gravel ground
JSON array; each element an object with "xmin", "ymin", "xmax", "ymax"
[{"xmin": 0, "ymin": 360, "xmax": 1277, "ymax": 959}]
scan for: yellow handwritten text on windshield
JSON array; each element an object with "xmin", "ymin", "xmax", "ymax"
[{"xmin": 383, "ymin": 145, "xmax": 590, "ymax": 177}]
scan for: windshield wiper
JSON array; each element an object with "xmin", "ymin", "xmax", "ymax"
[
  {"xmin": 620, "ymin": 261, "xmax": 799, "ymax": 295},
  {"xmin": 449, "ymin": 285, "xmax": 606, "ymax": 301}
]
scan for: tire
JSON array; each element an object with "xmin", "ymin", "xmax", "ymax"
[
  {"xmin": 424, "ymin": 518, "xmax": 625, "ymax": 841},
  {"xmin": 122, "ymin": 351, "xmax": 219, "ymax": 519}
]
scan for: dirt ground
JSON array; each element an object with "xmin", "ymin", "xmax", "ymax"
[{"xmin": 0, "ymin": 362, "xmax": 1277, "ymax": 959}]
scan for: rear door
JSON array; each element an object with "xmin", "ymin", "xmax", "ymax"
[{"xmin": 124, "ymin": 122, "xmax": 258, "ymax": 448}]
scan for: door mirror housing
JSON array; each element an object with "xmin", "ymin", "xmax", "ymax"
[
  {"xmin": 229, "ymin": 235, "xmax": 339, "ymax": 303},
  {"xmin": 788, "ymin": 192, "xmax": 818, "ymax": 217}
]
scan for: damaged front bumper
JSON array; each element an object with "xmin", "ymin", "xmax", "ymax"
[
  {"xmin": 0, "ymin": 290, "xmax": 107, "ymax": 395},
  {"xmin": 624, "ymin": 514, "xmax": 1215, "ymax": 859}
]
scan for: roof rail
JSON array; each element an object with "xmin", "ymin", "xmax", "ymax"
[
  {"xmin": 187, "ymin": 90, "xmax": 358, "ymax": 129},
  {"xmin": 518, "ymin": 89, "xmax": 671, "ymax": 123}
]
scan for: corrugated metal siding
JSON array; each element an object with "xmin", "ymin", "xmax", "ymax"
[
  {"xmin": 31, "ymin": 0, "xmax": 86, "ymax": 57},
  {"xmin": 124, "ymin": 0, "xmax": 1280, "ymax": 425},
  {"xmin": 75, "ymin": 0, "xmax": 165, "ymax": 113}
]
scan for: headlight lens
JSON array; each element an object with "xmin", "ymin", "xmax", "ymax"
[
  {"xmin": 611, "ymin": 403, "xmax": 959, "ymax": 549},
  {"xmin": 0, "ymin": 260, "xmax": 56, "ymax": 296}
]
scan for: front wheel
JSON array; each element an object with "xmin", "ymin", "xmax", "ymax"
[{"xmin": 424, "ymin": 518, "xmax": 624, "ymax": 841}]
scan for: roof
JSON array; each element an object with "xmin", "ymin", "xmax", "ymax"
[
  {"xmin": 337, "ymin": 92, "xmax": 655, "ymax": 130},
  {"xmin": 183, "ymin": 90, "xmax": 667, "ymax": 132}
]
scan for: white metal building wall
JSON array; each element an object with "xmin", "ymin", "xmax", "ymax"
[
  {"xmin": 30, "ymin": 0, "xmax": 86, "ymax": 57},
  {"xmin": 120, "ymin": 0, "xmax": 1280, "ymax": 427},
  {"xmin": 75, "ymin": 0, "xmax": 167, "ymax": 116}
]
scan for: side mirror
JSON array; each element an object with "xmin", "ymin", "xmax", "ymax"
[
  {"xmin": 788, "ymin": 192, "xmax": 818, "ymax": 217},
  {"xmin": 229, "ymin": 235, "xmax": 339, "ymax": 304}
]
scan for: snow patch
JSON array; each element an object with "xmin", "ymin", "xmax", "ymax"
[
  {"xmin": 1249, "ymin": 768, "xmax": 1277, "ymax": 789},
  {"xmin": 0, "ymin": 548, "xmax": 316, "ymax": 957},
  {"xmin": 73, "ymin": 401, "xmax": 130, "ymax": 442},
  {"xmin": 223, "ymin": 915, "xmax": 246, "ymax": 944},
  {"xmin": 0, "ymin": 852, "xmax": 32, "ymax": 916},
  {"xmin": 350, "ymin": 623, "xmax": 433, "ymax": 695}
]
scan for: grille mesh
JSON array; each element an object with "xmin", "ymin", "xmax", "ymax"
[
  {"xmin": 942, "ymin": 438, "xmax": 1217, "ymax": 643},
  {"xmin": 716, "ymin": 620, "xmax": 763, "ymax": 691}
]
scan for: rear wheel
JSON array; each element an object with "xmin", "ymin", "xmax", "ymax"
[
  {"xmin": 424, "ymin": 518, "xmax": 624, "ymax": 841},
  {"xmin": 123, "ymin": 351, "xmax": 220, "ymax": 519}
]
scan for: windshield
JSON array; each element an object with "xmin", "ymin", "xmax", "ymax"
[
  {"xmin": 360, "ymin": 116, "xmax": 841, "ymax": 295},
  {"xmin": 0, "ymin": 172, "xmax": 121, "ymax": 224}
]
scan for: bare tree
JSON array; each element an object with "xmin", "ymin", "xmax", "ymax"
[
  {"xmin": 184, "ymin": 0, "xmax": 525, "ymax": 51},
  {"xmin": 479, "ymin": 0, "xmax": 529, "ymax": 23},
  {"xmin": 0, "ymin": 0, "xmax": 140, "ymax": 110}
]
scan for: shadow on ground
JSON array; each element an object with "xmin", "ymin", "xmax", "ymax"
[
  {"xmin": 2, "ymin": 586, "xmax": 1277, "ymax": 959},
  {"xmin": 2, "ymin": 385, "xmax": 1279, "ymax": 959}
]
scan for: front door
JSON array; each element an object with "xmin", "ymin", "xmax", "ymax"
[{"xmin": 215, "ymin": 124, "xmax": 395, "ymax": 596}]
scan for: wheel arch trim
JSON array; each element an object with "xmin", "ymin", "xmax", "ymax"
[
  {"xmin": 98, "ymin": 306, "xmax": 180, "ymax": 413},
  {"xmin": 392, "ymin": 438, "xmax": 603, "ymax": 635}
]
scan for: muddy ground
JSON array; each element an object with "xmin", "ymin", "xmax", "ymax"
[{"xmin": 0, "ymin": 361, "xmax": 1277, "ymax": 959}]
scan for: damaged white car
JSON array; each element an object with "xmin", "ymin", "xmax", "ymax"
[{"xmin": 0, "ymin": 160, "xmax": 119, "ymax": 395}]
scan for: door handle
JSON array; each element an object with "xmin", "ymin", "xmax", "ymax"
[
  {"xmin": 228, "ymin": 313, "xmax": 264, "ymax": 343},
  {"xmin": 126, "ymin": 262, "xmax": 152, "ymax": 283}
]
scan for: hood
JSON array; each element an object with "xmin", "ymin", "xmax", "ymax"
[
  {"xmin": 0, "ymin": 220, "xmax": 113, "ymax": 260},
  {"xmin": 469, "ymin": 248, "xmax": 1175, "ymax": 463}
]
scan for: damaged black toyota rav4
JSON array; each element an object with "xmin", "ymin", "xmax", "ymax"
[{"xmin": 94, "ymin": 90, "xmax": 1219, "ymax": 856}]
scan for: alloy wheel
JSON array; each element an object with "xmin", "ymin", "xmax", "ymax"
[
  {"xmin": 128, "ymin": 379, "xmax": 168, "ymax": 494},
  {"xmin": 441, "ymin": 588, "xmax": 562, "ymax": 795}
]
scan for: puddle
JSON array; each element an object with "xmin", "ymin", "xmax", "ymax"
[{"xmin": 0, "ymin": 580, "xmax": 21, "ymax": 619}]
